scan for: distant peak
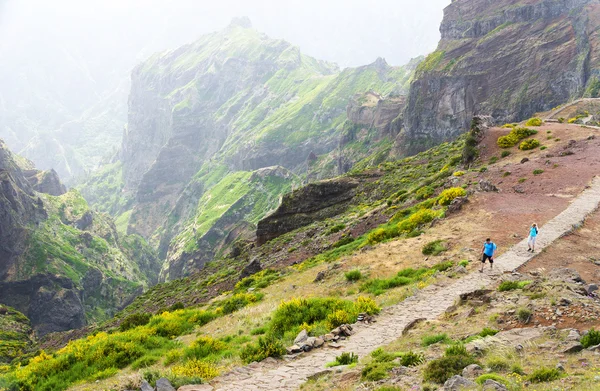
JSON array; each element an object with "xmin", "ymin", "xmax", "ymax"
[
  {"xmin": 229, "ymin": 16, "xmax": 253, "ymax": 29},
  {"xmin": 373, "ymin": 57, "xmax": 388, "ymax": 68}
]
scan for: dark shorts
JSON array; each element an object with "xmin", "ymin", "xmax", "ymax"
[{"xmin": 482, "ymin": 254, "xmax": 494, "ymax": 263}]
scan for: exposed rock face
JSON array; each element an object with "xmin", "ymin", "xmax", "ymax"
[
  {"xmin": 112, "ymin": 22, "xmax": 415, "ymax": 273},
  {"xmin": 256, "ymin": 177, "xmax": 359, "ymax": 245},
  {"xmin": 23, "ymin": 168, "xmax": 67, "ymax": 196},
  {"xmin": 0, "ymin": 140, "xmax": 47, "ymax": 281},
  {"xmin": 0, "ymin": 140, "xmax": 159, "ymax": 335},
  {"xmin": 403, "ymin": 0, "xmax": 600, "ymax": 153}
]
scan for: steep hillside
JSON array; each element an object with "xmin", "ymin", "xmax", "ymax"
[
  {"xmin": 0, "ymin": 140, "xmax": 159, "ymax": 335},
  {"xmin": 402, "ymin": 0, "xmax": 600, "ymax": 153},
  {"xmin": 81, "ymin": 20, "xmax": 417, "ymax": 281},
  {"xmin": 4, "ymin": 118, "xmax": 600, "ymax": 391}
]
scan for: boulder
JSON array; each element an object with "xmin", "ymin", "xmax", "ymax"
[
  {"xmin": 239, "ymin": 259, "xmax": 262, "ymax": 280},
  {"xmin": 156, "ymin": 378, "xmax": 176, "ymax": 391},
  {"xmin": 482, "ymin": 380, "xmax": 508, "ymax": 391},
  {"xmin": 462, "ymin": 364, "xmax": 483, "ymax": 378},
  {"xmin": 141, "ymin": 381, "xmax": 154, "ymax": 391},
  {"xmin": 561, "ymin": 342, "xmax": 583, "ymax": 354},
  {"xmin": 567, "ymin": 329, "xmax": 581, "ymax": 341},
  {"xmin": 447, "ymin": 197, "xmax": 468, "ymax": 214},
  {"xmin": 479, "ymin": 180, "xmax": 498, "ymax": 192},
  {"xmin": 443, "ymin": 375, "xmax": 477, "ymax": 390},
  {"xmin": 587, "ymin": 284, "xmax": 598, "ymax": 295},
  {"xmin": 313, "ymin": 337, "xmax": 324, "ymax": 348},
  {"xmin": 286, "ymin": 345, "xmax": 302, "ymax": 354},
  {"xmin": 294, "ymin": 329, "xmax": 308, "ymax": 345},
  {"xmin": 549, "ymin": 268, "xmax": 584, "ymax": 284}
]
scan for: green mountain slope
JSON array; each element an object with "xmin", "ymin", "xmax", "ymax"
[
  {"xmin": 0, "ymin": 140, "xmax": 159, "ymax": 335},
  {"xmin": 82, "ymin": 21, "xmax": 417, "ymax": 282}
]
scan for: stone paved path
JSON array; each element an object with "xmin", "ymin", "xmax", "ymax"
[{"xmin": 212, "ymin": 177, "xmax": 600, "ymax": 391}]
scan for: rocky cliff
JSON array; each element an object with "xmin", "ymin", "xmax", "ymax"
[
  {"xmin": 0, "ymin": 140, "xmax": 159, "ymax": 335},
  {"xmin": 86, "ymin": 20, "xmax": 416, "ymax": 281},
  {"xmin": 402, "ymin": 0, "xmax": 600, "ymax": 153}
]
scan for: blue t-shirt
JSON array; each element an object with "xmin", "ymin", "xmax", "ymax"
[
  {"xmin": 483, "ymin": 242, "xmax": 497, "ymax": 256},
  {"xmin": 529, "ymin": 227, "xmax": 538, "ymax": 237}
]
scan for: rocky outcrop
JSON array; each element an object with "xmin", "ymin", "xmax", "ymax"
[
  {"xmin": 402, "ymin": 0, "xmax": 600, "ymax": 154},
  {"xmin": 23, "ymin": 168, "xmax": 67, "ymax": 196},
  {"xmin": 256, "ymin": 177, "xmax": 359, "ymax": 245},
  {"xmin": 0, "ymin": 140, "xmax": 160, "ymax": 334}
]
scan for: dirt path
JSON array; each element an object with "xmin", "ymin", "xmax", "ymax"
[
  {"xmin": 544, "ymin": 98, "xmax": 600, "ymax": 120},
  {"xmin": 211, "ymin": 177, "xmax": 600, "ymax": 391}
]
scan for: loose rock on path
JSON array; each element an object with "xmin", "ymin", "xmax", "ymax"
[{"xmin": 212, "ymin": 177, "xmax": 600, "ymax": 391}]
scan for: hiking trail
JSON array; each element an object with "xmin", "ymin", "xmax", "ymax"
[{"xmin": 212, "ymin": 177, "xmax": 600, "ymax": 391}]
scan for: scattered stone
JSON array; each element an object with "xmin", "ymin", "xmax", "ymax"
[
  {"xmin": 328, "ymin": 342, "xmax": 342, "ymax": 349},
  {"xmin": 462, "ymin": 364, "xmax": 483, "ymax": 378},
  {"xmin": 156, "ymin": 378, "xmax": 176, "ymax": 391},
  {"xmin": 390, "ymin": 366, "xmax": 408, "ymax": 377},
  {"xmin": 561, "ymin": 342, "xmax": 583, "ymax": 354},
  {"xmin": 483, "ymin": 379, "xmax": 508, "ymax": 391},
  {"xmin": 447, "ymin": 197, "xmax": 469, "ymax": 214},
  {"xmin": 514, "ymin": 186, "xmax": 525, "ymax": 194},
  {"xmin": 587, "ymin": 284, "xmax": 598, "ymax": 295},
  {"xmin": 556, "ymin": 363, "xmax": 565, "ymax": 372},
  {"xmin": 294, "ymin": 329, "xmax": 308, "ymax": 345},
  {"xmin": 313, "ymin": 271, "xmax": 326, "ymax": 283},
  {"xmin": 141, "ymin": 381, "xmax": 154, "ymax": 391},
  {"xmin": 567, "ymin": 329, "xmax": 581, "ymax": 341},
  {"xmin": 460, "ymin": 289, "xmax": 492, "ymax": 303},
  {"xmin": 455, "ymin": 265, "xmax": 468, "ymax": 274},
  {"xmin": 286, "ymin": 345, "xmax": 303, "ymax": 354},
  {"xmin": 549, "ymin": 268, "xmax": 584, "ymax": 284},
  {"xmin": 323, "ymin": 333, "xmax": 335, "ymax": 342},
  {"xmin": 588, "ymin": 135, "xmax": 596, "ymax": 140},
  {"xmin": 240, "ymin": 259, "xmax": 262, "ymax": 279},
  {"xmin": 443, "ymin": 375, "xmax": 477, "ymax": 390},
  {"xmin": 559, "ymin": 298, "xmax": 572, "ymax": 306},
  {"xmin": 567, "ymin": 140, "xmax": 577, "ymax": 148},
  {"xmin": 587, "ymin": 344, "xmax": 600, "ymax": 352},
  {"xmin": 559, "ymin": 150, "xmax": 574, "ymax": 156},
  {"xmin": 520, "ymin": 158, "xmax": 529, "ymax": 164},
  {"xmin": 305, "ymin": 337, "xmax": 317, "ymax": 348},
  {"xmin": 479, "ymin": 180, "xmax": 499, "ymax": 192},
  {"xmin": 313, "ymin": 337, "xmax": 324, "ymax": 348}
]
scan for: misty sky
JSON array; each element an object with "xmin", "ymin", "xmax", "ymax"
[{"xmin": 0, "ymin": 0, "xmax": 450, "ymax": 68}]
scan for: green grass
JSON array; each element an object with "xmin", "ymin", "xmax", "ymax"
[
  {"xmin": 345, "ymin": 269, "xmax": 363, "ymax": 282},
  {"xmin": 422, "ymin": 240, "xmax": 447, "ymax": 256},
  {"xmin": 498, "ymin": 280, "xmax": 531, "ymax": 292},
  {"xmin": 422, "ymin": 333, "xmax": 451, "ymax": 347}
]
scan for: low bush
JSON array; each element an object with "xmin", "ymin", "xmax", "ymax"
[
  {"xmin": 498, "ymin": 280, "xmax": 531, "ymax": 292},
  {"xmin": 453, "ymin": 171, "xmax": 465, "ymax": 177},
  {"xmin": 218, "ymin": 292, "xmax": 263, "ymax": 315},
  {"xmin": 438, "ymin": 187, "xmax": 466, "ymax": 206},
  {"xmin": 367, "ymin": 226, "xmax": 399, "ymax": 245},
  {"xmin": 397, "ymin": 209, "xmax": 440, "ymax": 233},
  {"xmin": 519, "ymin": 139, "xmax": 540, "ymax": 150},
  {"xmin": 533, "ymin": 169, "xmax": 544, "ymax": 175},
  {"xmin": 444, "ymin": 344, "xmax": 468, "ymax": 356},
  {"xmin": 476, "ymin": 373, "xmax": 510, "ymax": 385},
  {"xmin": 479, "ymin": 328, "xmax": 499, "ymax": 337},
  {"xmin": 497, "ymin": 127, "xmax": 537, "ymax": 148},
  {"xmin": 184, "ymin": 337, "xmax": 227, "ymax": 360},
  {"xmin": 240, "ymin": 334, "xmax": 286, "ymax": 364},
  {"xmin": 528, "ymin": 367, "xmax": 562, "ymax": 383},
  {"xmin": 250, "ymin": 327, "xmax": 266, "ymax": 336},
  {"xmin": 431, "ymin": 261, "xmax": 454, "ymax": 272},
  {"xmin": 581, "ymin": 328, "xmax": 600, "ymax": 348},
  {"xmin": 361, "ymin": 267, "xmax": 431, "ymax": 296},
  {"xmin": 422, "ymin": 333, "xmax": 450, "ymax": 347},
  {"xmin": 333, "ymin": 235, "xmax": 355, "ymax": 248},
  {"xmin": 170, "ymin": 358, "xmax": 220, "ymax": 379},
  {"xmin": 422, "ymin": 240, "xmax": 447, "ymax": 256},
  {"xmin": 131, "ymin": 355, "xmax": 159, "ymax": 370},
  {"xmin": 327, "ymin": 352, "xmax": 358, "ymax": 367},
  {"xmin": 119, "ymin": 313, "xmax": 151, "ymax": 331},
  {"xmin": 517, "ymin": 308, "xmax": 532, "ymax": 323},
  {"xmin": 361, "ymin": 362, "xmax": 393, "ymax": 381},
  {"xmin": 458, "ymin": 260, "xmax": 469, "ymax": 267},
  {"xmin": 328, "ymin": 223, "xmax": 346, "ymax": 235},
  {"xmin": 235, "ymin": 269, "xmax": 281, "ymax": 292},
  {"xmin": 344, "ymin": 269, "xmax": 362, "ymax": 282},
  {"xmin": 525, "ymin": 117, "xmax": 543, "ymax": 127},
  {"xmin": 486, "ymin": 357, "xmax": 509, "ymax": 371},
  {"xmin": 501, "ymin": 150, "xmax": 511, "ymax": 158},
  {"xmin": 415, "ymin": 186, "xmax": 435, "ymax": 200},
  {"xmin": 423, "ymin": 352, "xmax": 477, "ymax": 384},
  {"xmin": 398, "ymin": 351, "xmax": 425, "ymax": 367}
]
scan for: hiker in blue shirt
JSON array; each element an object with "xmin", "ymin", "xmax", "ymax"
[
  {"xmin": 480, "ymin": 238, "xmax": 497, "ymax": 273},
  {"xmin": 528, "ymin": 223, "xmax": 539, "ymax": 253}
]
